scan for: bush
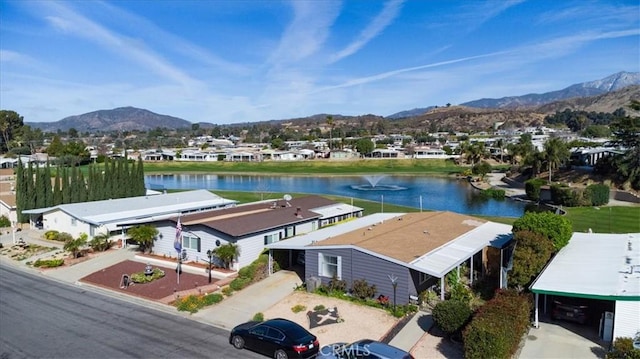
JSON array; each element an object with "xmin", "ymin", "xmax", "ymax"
[
  {"xmin": 313, "ymin": 304, "xmax": 326, "ymax": 311},
  {"xmin": 432, "ymin": 300, "xmax": 473, "ymax": 335},
  {"xmin": 44, "ymin": 230, "xmax": 60, "ymax": 241},
  {"xmin": 472, "ymin": 161, "xmax": 492, "ymax": 177},
  {"xmin": 586, "ymin": 184, "xmax": 610, "ymax": 206},
  {"xmin": 0, "ymin": 215, "xmax": 11, "ymax": 228},
  {"xmin": 130, "ymin": 268, "xmax": 165, "ymax": 283},
  {"xmin": 32, "ymin": 258, "xmax": 65, "ymax": 268},
  {"xmin": 512, "ymin": 211, "xmax": 573, "ymax": 251},
  {"xmin": 291, "ymin": 304, "xmax": 307, "ymax": 313},
  {"xmin": 351, "ymin": 279, "xmax": 377, "ymax": 300},
  {"xmin": 607, "ymin": 337, "xmax": 640, "ymax": 359},
  {"xmin": 55, "ymin": 232, "xmax": 73, "ymax": 242},
  {"xmin": 229, "ymin": 277, "xmax": 251, "ymax": 291},
  {"xmin": 510, "ymin": 230, "xmax": 555, "ymax": 288},
  {"xmin": 550, "ymin": 184, "xmax": 586, "ymax": 207},
  {"xmin": 326, "ymin": 275, "xmax": 347, "ymax": 293},
  {"xmin": 221, "ymin": 286, "xmax": 234, "ymax": 296},
  {"xmin": 481, "ymin": 188, "xmax": 505, "ymax": 200},
  {"xmin": 450, "ymin": 283, "xmax": 473, "ymax": 303},
  {"xmin": 89, "ymin": 237, "xmax": 113, "ymax": 252},
  {"xmin": 463, "ymin": 290, "xmax": 532, "ymax": 359},
  {"xmin": 525, "ymin": 178, "xmax": 546, "ymax": 201},
  {"xmin": 175, "ymin": 293, "xmax": 223, "ymax": 313},
  {"xmin": 253, "ymin": 312, "xmax": 264, "ymax": 322}
]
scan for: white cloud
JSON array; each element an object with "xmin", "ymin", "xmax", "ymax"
[{"xmin": 329, "ymin": 0, "xmax": 405, "ymax": 63}]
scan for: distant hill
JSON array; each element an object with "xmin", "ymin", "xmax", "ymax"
[
  {"xmin": 387, "ymin": 107, "xmax": 436, "ymax": 119},
  {"xmin": 461, "ymin": 71, "xmax": 640, "ymax": 109},
  {"xmin": 535, "ymin": 85, "xmax": 640, "ymax": 115},
  {"xmin": 27, "ymin": 107, "xmax": 196, "ymax": 133}
]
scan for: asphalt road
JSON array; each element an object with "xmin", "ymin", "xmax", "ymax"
[{"xmin": 0, "ymin": 264, "xmax": 263, "ymax": 359}]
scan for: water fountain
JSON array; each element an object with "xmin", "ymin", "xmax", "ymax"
[{"xmin": 350, "ymin": 174, "xmax": 407, "ymax": 191}]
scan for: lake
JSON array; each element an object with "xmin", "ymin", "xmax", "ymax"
[
  {"xmin": 145, "ymin": 174, "xmax": 527, "ymax": 217},
  {"xmin": 145, "ymin": 174, "xmax": 525, "ymax": 217}
]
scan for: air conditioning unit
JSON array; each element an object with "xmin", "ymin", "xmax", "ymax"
[{"xmin": 307, "ymin": 277, "xmax": 321, "ymax": 293}]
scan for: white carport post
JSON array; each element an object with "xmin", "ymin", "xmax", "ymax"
[
  {"xmin": 470, "ymin": 254, "xmax": 474, "ymax": 285},
  {"xmin": 268, "ymin": 249, "xmax": 273, "ymax": 276},
  {"xmin": 534, "ymin": 292, "xmax": 539, "ymax": 328},
  {"xmin": 440, "ymin": 276, "xmax": 445, "ymax": 300}
]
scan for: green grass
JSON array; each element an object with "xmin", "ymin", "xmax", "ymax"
[
  {"xmin": 563, "ymin": 206, "xmax": 640, "ymax": 234},
  {"xmin": 142, "ymin": 159, "xmax": 463, "ymax": 175}
]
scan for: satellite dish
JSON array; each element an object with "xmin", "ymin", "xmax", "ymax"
[{"xmin": 283, "ymin": 194, "xmax": 292, "ymax": 201}]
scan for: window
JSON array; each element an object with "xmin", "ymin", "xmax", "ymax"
[
  {"xmin": 264, "ymin": 233, "xmax": 280, "ymax": 245},
  {"xmin": 183, "ymin": 234, "xmax": 200, "ymax": 252},
  {"xmin": 284, "ymin": 226, "xmax": 295, "ymax": 238},
  {"xmin": 71, "ymin": 218, "xmax": 77, "ymax": 226},
  {"xmin": 266, "ymin": 328, "xmax": 285, "ymax": 341},
  {"xmin": 418, "ymin": 272, "xmax": 430, "ymax": 285},
  {"xmin": 318, "ymin": 253, "xmax": 341, "ymax": 279}
]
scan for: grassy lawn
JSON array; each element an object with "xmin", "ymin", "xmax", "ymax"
[
  {"xmin": 143, "ymin": 159, "xmax": 463, "ymax": 175},
  {"xmin": 564, "ymin": 206, "xmax": 640, "ymax": 234}
]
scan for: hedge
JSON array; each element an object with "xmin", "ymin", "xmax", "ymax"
[
  {"xmin": 585, "ymin": 184, "xmax": 610, "ymax": 206},
  {"xmin": 432, "ymin": 300, "xmax": 473, "ymax": 335},
  {"xmin": 463, "ymin": 290, "xmax": 532, "ymax": 359},
  {"xmin": 525, "ymin": 178, "xmax": 546, "ymax": 201},
  {"xmin": 512, "ymin": 211, "xmax": 573, "ymax": 251}
]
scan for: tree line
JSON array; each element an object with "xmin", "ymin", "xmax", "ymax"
[{"xmin": 16, "ymin": 157, "xmax": 146, "ymax": 223}]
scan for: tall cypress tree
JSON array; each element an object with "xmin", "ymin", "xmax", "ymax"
[
  {"xmin": 77, "ymin": 171, "xmax": 88, "ymax": 202},
  {"xmin": 62, "ymin": 167, "xmax": 71, "ymax": 204},
  {"xmin": 43, "ymin": 162, "xmax": 53, "ymax": 207},
  {"xmin": 53, "ymin": 167, "xmax": 62, "ymax": 206},
  {"xmin": 15, "ymin": 160, "xmax": 26, "ymax": 223},
  {"xmin": 136, "ymin": 157, "xmax": 146, "ymax": 196},
  {"xmin": 34, "ymin": 166, "xmax": 46, "ymax": 209},
  {"xmin": 25, "ymin": 161, "xmax": 36, "ymax": 212},
  {"xmin": 70, "ymin": 166, "xmax": 80, "ymax": 203}
]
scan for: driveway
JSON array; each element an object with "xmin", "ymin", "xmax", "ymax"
[
  {"xmin": 194, "ymin": 269, "xmax": 303, "ymax": 330},
  {"xmin": 519, "ymin": 319, "xmax": 607, "ymax": 359}
]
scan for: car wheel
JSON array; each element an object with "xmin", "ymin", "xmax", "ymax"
[
  {"xmin": 274, "ymin": 349, "xmax": 288, "ymax": 359},
  {"xmin": 231, "ymin": 335, "xmax": 245, "ymax": 349}
]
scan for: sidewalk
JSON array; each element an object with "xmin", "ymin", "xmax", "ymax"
[
  {"xmin": 193, "ymin": 270, "xmax": 302, "ymax": 329},
  {"xmin": 388, "ymin": 310, "xmax": 434, "ymax": 352}
]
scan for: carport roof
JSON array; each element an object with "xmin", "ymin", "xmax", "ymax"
[{"xmin": 530, "ymin": 233, "xmax": 640, "ymax": 301}]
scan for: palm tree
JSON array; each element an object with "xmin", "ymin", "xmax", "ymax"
[
  {"xmin": 326, "ymin": 115, "xmax": 334, "ymax": 150},
  {"xmin": 214, "ymin": 243, "xmax": 240, "ymax": 269},
  {"xmin": 495, "ymin": 138, "xmax": 506, "ymax": 163},
  {"xmin": 127, "ymin": 225, "xmax": 159, "ymax": 253},
  {"xmin": 543, "ymin": 137, "xmax": 570, "ymax": 183}
]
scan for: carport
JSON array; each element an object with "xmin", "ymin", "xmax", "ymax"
[{"xmin": 530, "ymin": 233, "xmax": 640, "ymax": 342}]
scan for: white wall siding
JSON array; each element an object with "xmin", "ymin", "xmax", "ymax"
[
  {"xmin": 614, "ymin": 300, "xmax": 640, "ymax": 340},
  {"xmin": 44, "ymin": 210, "xmax": 91, "ymax": 238}
]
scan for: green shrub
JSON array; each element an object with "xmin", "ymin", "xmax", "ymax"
[
  {"xmin": 481, "ymin": 188, "xmax": 505, "ymax": 200},
  {"xmin": 512, "ymin": 211, "xmax": 573, "ymax": 251},
  {"xmin": 0, "ymin": 215, "xmax": 11, "ymax": 228},
  {"xmin": 32, "ymin": 258, "xmax": 65, "ymax": 268},
  {"xmin": 510, "ymin": 230, "xmax": 555, "ymax": 288},
  {"xmin": 229, "ymin": 277, "xmax": 251, "ymax": 291},
  {"xmin": 221, "ymin": 286, "xmax": 234, "ymax": 296},
  {"xmin": 525, "ymin": 178, "xmax": 546, "ymax": 201},
  {"xmin": 291, "ymin": 304, "xmax": 307, "ymax": 313},
  {"xmin": 313, "ymin": 304, "xmax": 326, "ymax": 311},
  {"xmin": 130, "ymin": 268, "xmax": 165, "ymax": 283},
  {"xmin": 463, "ymin": 289, "xmax": 532, "ymax": 359},
  {"xmin": 238, "ymin": 265, "xmax": 255, "ymax": 280},
  {"xmin": 450, "ymin": 283, "xmax": 473, "ymax": 303},
  {"xmin": 350, "ymin": 279, "xmax": 377, "ymax": 300},
  {"xmin": 44, "ymin": 230, "xmax": 60, "ymax": 241},
  {"xmin": 202, "ymin": 293, "xmax": 224, "ymax": 306},
  {"xmin": 585, "ymin": 184, "xmax": 610, "ymax": 206},
  {"xmin": 55, "ymin": 232, "xmax": 73, "ymax": 242},
  {"xmin": 472, "ymin": 161, "xmax": 492, "ymax": 177},
  {"xmin": 607, "ymin": 337, "xmax": 640, "ymax": 359},
  {"xmin": 326, "ymin": 275, "xmax": 347, "ymax": 293},
  {"xmin": 550, "ymin": 184, "xmax": 589, "ymax": 207},
  {"xmin": 175, "ymin": 293, "xmax": 223, "ymax": 313},
  {"xmin": 89, "ymin": 237, "xmax": 113, "ymax": 252},
  {"xmin": 432, "ymin": 300, "xmax": 473, "ymax": 335},
  {"xmin": 252, "ymin": 312, "xmax": 264, "ymax": 322}
]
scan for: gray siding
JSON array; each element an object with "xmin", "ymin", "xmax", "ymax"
[{"xmin": 305, "ymin": 247, "xmax": 413, "ymax": 305}]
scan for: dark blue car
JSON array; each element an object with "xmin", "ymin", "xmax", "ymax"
[{"xmin": 229, "ymin": 318, "xmax": 319, "ymax": 359}]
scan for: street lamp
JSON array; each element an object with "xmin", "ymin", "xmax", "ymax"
[
  {"xmin": 388, "ymin": 274, "xmax": 398, "ymax": 313},
  {"xmin": 206, "ymin": 249, "xmax": 215, "ymax": 284}
]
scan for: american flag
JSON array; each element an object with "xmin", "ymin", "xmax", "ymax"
[{"xmin": 174, "ymin": 217, "xmax": 182, "ymax": 253}]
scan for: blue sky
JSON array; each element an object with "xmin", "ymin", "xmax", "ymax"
[{"xmin": 1, "ymin": 0, "xmax": 638, "ymax": 125}]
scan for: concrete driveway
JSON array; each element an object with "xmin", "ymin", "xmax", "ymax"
[
  {"xmin": 194, "ymin": 270, "xmax": 303, "ymax": 330},
  {"xmin": 519, "ymin": 319, "xmax": 607, "ymax": 359}
]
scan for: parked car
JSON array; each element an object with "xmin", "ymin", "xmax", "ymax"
[
  {"xmin": 317, "ymin": 339, "xmax": 414, "ymax": 359},
  {"xmin": 552, "ymin": 300, "xmax": 588, "ymax": 324},
  {"xmin": 229, "ymin": 318, "xmax": 319, "ymax": 359}
]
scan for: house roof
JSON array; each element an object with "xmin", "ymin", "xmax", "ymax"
[
  {"xmin": 268, "ymin": 211, "xmax": 513, "ymax": 278},
  {"xmin": 177, "ymin": 195, "xmax": 359, "ymax": 238},
  {"xmin": 530, "ymin": 232, "xmax": 640, "ymax": 301},
  {"xmin": 22, "ymin": 190, "xmax": 237, "ymax": 226},
  {"xmin": 266, "ymin": 213, "xmax": 403, "ymax": 249},
  {"xmin": 311, "ymin": 211, "xmax": 488, "ymax": 262}
]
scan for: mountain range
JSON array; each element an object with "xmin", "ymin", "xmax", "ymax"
[{"xmin": 25, "ymin": 71, "xmax": 640, "ymax": 133}]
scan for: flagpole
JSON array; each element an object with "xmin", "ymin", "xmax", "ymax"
[{"xmin": 175, "ymin": 216, "xmax": 183, "ymax": 286}]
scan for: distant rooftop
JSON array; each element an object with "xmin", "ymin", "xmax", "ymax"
[{"xmin": 531, "ymin": 232, "xmax": 640, "ymax": 300}]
